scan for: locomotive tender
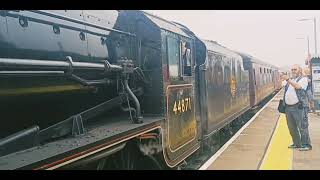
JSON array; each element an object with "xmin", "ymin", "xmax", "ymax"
[{"xmin": 0, "ymin": 10, "xmax": 280, "ymax": 169}]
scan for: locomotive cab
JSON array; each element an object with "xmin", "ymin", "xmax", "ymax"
[{"xmin": 118, "ymin": 11, "xmax": 200, "ymax": 167}]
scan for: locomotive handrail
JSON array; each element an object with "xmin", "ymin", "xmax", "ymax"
[
  {"xmin": 0, "ymin": 57, "xmax": 122, "ymax": 72},
  {"xmin": 0, "ymin": 71, "xmax": 65, "ymax": 76},
  {"xmin": 31, "ymin": 10, "xmax": 135, "ymax": 37},
  {"xmin": 3, "ymin": 11, "xmax": 134, "ymax": 41},
  {"xmin": 4, "ymin": 10, "xmax": 135, "ymax": 37}
]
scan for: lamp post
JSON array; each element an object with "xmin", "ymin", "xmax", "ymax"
[
  {"xmin": 296, "ymin": 36, "xmax": 311, "ymax": 64},
  {"xmin": 296, "ymin": 36, "xmax": 313, "ymax": 75},
  {"xmin": 298, "ymin": 17, "xmax": 317, "ymax": 55},
  {"xmin": 296, "ymin": 36, "xmax": 310, "ymax": 55}
]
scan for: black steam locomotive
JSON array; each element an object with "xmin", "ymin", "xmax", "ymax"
[{"xmin": 0, "ymin": 10, "xmax": 281, "ymax": 169}]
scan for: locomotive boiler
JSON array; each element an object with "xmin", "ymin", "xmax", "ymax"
[{"xmin": 0, "ymin": 10, "xmax": 143, "ymax": 138}]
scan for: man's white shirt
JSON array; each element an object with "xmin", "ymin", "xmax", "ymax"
[{"xmin": 284, "ymin": 76, "xmax": 308, "ymax": 105}]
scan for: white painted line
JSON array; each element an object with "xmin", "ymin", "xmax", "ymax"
[{"xmin": 199, "ymin": 90, "xmax": 282, "ymax": 170}]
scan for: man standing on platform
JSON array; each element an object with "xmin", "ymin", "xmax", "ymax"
[
  {"xmin": 303, "ymin": 68, "xmax": 316, "ymax": 113},
  {"xmin": 282, "ymin": 64, "xmax": 311, "ymax": 151}
]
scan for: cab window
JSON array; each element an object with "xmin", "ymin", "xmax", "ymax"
[
  {"xmin": 167, "ymin": 36, "xmax": 192, "ymax": 78},
  {"xmin": 181, "ymin": 41, "xmax": 192, "ymax": 76},
  {"xmin": 167, "ymin": 36, "xmax": 180, "ymax": 77}
]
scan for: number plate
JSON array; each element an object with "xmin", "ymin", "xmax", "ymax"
[{"xmin": 166, "ymin": 84, "xmax": 196, "ymax": 152}]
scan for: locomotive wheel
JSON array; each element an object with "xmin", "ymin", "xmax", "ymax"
[
  {"xmin": 137, "ymin": 154, "xmax": 163, "ymax": 170},
  {"xmin": 97, "ymin": 142, "xmax": 162, "ymax": 170},
  {"xmin": 98, "ymin": 144, "xmax": 140, "ymax": 170}
]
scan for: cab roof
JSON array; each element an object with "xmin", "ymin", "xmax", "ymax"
[
  {"xmin": 202, "ymin": 40, "xmax": 242, "ymax": 60},
  {"xmin": 141, "ymin": 11, "xmax": 193, "ymax": 38}
]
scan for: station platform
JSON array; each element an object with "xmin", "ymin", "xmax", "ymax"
[{"xmin": 200, "ymin": 90, "xmax": 320, "ymax": 170}]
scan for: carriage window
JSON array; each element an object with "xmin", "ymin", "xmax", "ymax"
[
  {"xmin": 167, "ymin": 36, "xmax": 180, "ymax": 77},
  {"xmin": 208, "ymin": 53, "xmax": 215, "ymax": 83},
  {"xmin": 260, "ymin": 68, "xmax": 262, "ymax": 74},
  {"xmin": 224, "ymin": 66, "xmax": 231, "ymax": 84},
  {"xmin": 214, "ymin": 62, "xmax": 223, "ymax": 86},
  {"xmin": 237, "ymin": 61, "xmax": 242, "ymax": 82},
  {"xmin": 253, "ymin": 68, "xmax": 257, "ymax": 85},
  {"xmin": 232, "ymin": 59, "xmax": 236, "ymax": 78},
  {"xmin": 181, "ymin": 41, "xmax": 192, "ymax": 76}
]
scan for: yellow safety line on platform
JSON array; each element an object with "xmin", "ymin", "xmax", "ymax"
[{"xmin": 260, "ymin": 113, "xmax": 293, "ymax": 170}]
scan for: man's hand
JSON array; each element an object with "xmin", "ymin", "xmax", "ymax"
[{"xmin": 281, "ymin": 75, "xmax": 289, "ymax": 81}]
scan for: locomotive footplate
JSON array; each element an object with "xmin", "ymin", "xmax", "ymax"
[{"xmin": 0, "ymin": 116, "xmax": 163, "ymax": 170}]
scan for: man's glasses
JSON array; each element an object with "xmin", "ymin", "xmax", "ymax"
[{"xmin": 291, "ymin": 68, "xmax": 298, "ymax": 71}]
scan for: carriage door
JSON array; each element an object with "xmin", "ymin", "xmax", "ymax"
[{"xmin": 164, "ymin": 35, "xmax": 198, "ymax": 167}]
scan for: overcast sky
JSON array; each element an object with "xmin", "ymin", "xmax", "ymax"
[{"xmin": 145, "ymin": 10, "xmax": 320, "ymax": 68}]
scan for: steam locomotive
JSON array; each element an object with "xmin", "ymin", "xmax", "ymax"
[{"xmin": 0, "ymin": 10, "xmax": 281, "ymax": 169}]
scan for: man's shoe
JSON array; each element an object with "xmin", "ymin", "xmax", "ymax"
[
  {"xmin": 306, "ymin": 145, "xmax": 312, "ymax": 150},
  {"xmin": 288, "ymin": 144, "xmax": 300, "ymax": 149},
  {"xmin": 299, "ymin": 146, "xmax": 311, "ymax": 151}
]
